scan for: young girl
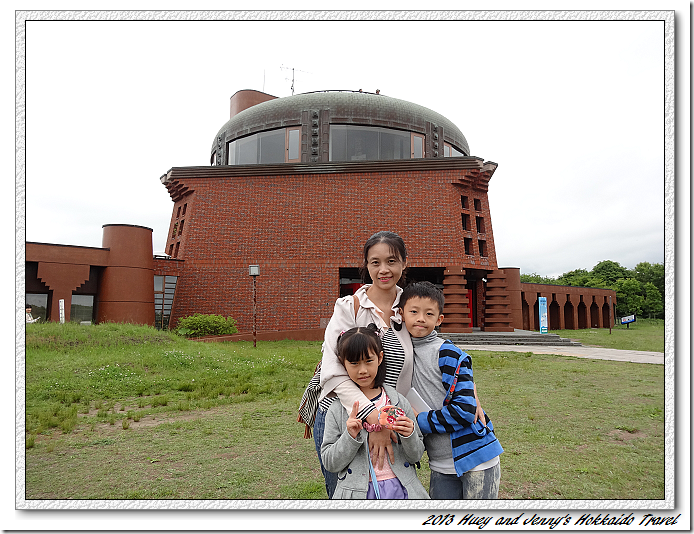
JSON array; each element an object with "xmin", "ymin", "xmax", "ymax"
[
  {"xmin": 314, "ymin": 231, "xmax": 414, "ymax": 498},
  {"xmin": 320, "ymin": 326, "xmax": 429, "ymax": 499}
]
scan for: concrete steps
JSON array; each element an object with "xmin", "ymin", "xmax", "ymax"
[{"xmin": 439, "ymin": 329, "xmax": 582, "ymax": 347}]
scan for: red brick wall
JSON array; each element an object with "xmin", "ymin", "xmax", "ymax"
[{"xmin": 161, "ymin": 161, "xmax": 499, "ymax": 331}]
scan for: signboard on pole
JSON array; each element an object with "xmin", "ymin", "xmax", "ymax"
[
  {"xmin": 620, "ymin": 315, "xmax": 636, "ymax": 325},
  {"xmin": 538, "ymin": 297, "xmax": 548, "ymax": 333},
  {"xmin": 59, "ymin": 299, "xmax": 65, "ymax": 324}
]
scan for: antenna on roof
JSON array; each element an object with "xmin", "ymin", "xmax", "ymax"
[{"xmin": 280, "ymin": 65, "xmax": 312, "ymax": 96}]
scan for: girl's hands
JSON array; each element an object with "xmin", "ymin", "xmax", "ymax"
[
  {"xmin": 346, "ymin": 402, "xmax": 362, "ymax": 439},
  {"xmin": 391, "ymin": 415, "xmax": 414, "ymax": 438},
  {"xmin": 365, "ymin": 411, "xmax": 396, "ymax": 469}
]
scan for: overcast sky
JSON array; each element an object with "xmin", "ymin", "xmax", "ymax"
[{"xmin": 23, "ymin": 14, "xmax": 668, "ymax": 278}]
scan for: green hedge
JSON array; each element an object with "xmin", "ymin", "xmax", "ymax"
[{"xmin": 175, "ymin": 314, "xmax": 238, "ymax": 338}]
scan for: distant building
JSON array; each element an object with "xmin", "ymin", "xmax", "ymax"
[{"xmin": 26, "ymin": 89, "xmax": 616, "ymax": 333}]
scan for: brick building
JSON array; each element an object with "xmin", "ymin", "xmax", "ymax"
[{"xmin": 27, "ymin": 89, "xmax": 616, "ymax": 334}]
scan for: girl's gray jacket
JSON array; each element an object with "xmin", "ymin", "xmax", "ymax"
[{"xmin": 320, "ymin": 385, "xmax": 430, "ymax": 499}]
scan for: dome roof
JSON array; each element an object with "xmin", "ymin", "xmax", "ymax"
[{"xmin": 212, "ymin": 90, "xmax": 469, "ymax": 157}]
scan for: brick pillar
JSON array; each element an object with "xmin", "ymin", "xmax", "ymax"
[
  {"xmin": 557, "ymin": 294, "xmax": 566, "ymax": 331},
  {"xmin": 568, "ymin": 294, "xmax": 579, "ymax": 330},
  {"xmin": 483, "ymin": 270, "xmax": 514, "ymax": 332},
  {"xmin": 440, "ymin": 266, "xmax": 472, "ymax": 333},
  {"xmin": 525, "ymin": 293, "xmax": 538, "ymax": 331}
]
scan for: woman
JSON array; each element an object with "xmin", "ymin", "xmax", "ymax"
[{"xmin": 314, "ymin": 230, "xmax": 413, "ymax": 499}]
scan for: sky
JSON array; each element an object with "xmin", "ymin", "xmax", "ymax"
[{"xmin": 22, "ymin": 15, "xmax": 668, "ymax": 279}]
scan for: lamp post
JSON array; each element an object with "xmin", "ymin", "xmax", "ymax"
[
  {"xmin": 249, "ymin": 265, "xmax": 260, "ymax": 348},
  {"xmin": 609, "ymin": 295, "xmax": 612, "ymax": 335}
]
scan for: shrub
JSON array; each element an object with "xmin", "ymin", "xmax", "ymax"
[{"xmin": 174, "ymin": 314, "xmax": 238, "ymax": 338}]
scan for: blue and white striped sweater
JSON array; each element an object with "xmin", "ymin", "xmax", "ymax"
[{"xmin": 415, "ymin": 340, "xmax": 503, "ymax": 477}]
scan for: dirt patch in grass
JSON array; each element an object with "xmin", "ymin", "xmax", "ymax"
[{"xmin": 608, "ymin": 429, "xmax": 646, "ymax": 441}]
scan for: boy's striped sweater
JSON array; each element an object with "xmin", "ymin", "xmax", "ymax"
[{"xmin": 413, "ymin": 334, "xmax": 503, "ymax": 477}]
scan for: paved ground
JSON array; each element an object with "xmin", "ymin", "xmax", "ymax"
[{"xmin": 462, "ymin": 344, "xmax": 665, "ymax": 365}]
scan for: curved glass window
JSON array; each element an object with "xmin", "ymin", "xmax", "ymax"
[
  {"xmin": 444, "ymin": 143, "xmax": 466, "ymax": 157},
  {"xmin": 330, "ymin": 125, "xmax": 412, "ymax": 162},
  {"xmin": 227, "ymin": 127, "xmax": 301, "ymax": 165}
]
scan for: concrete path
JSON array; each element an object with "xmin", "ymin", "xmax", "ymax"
[{"xmin": 462, "ymin": 344, "xmax": 665, "ymax": 365}]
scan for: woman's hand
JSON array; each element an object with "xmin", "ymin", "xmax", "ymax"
[
  {"xmin": 391, "ymin": 415, "xmax": 414, "ymax": 438},
  {"xmin": 473, "ymin": 384, "xmax": 486, "ymax": 426},
  {"xmin": 346, "ymin": 402, "xmax": 362, "ymax": 439},
  {"xmin": 365, "ymin": 411, "xmax": 396, "ymax": 469}
]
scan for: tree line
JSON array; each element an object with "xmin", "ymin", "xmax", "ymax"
[{"xmin": 520, "ymin": 260, "xmax": 665, "ymax": 319}]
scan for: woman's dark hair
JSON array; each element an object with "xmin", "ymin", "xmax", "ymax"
[
  {"xmin": 337, "ymin": 324, "xmax": 387, "ymax": 388},
  {"xmin": 359, "ymin": 231, "xmax": 408, "ymax": 284}
]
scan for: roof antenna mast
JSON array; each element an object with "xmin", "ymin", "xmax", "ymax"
[{"xmin": 280, "ymin": 65, "xmax": 312, "ymax": 96}]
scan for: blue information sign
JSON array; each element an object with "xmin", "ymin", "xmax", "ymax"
[{"xmin": 538, "ymin": 297, "xmax": 548, "ymax": 333}]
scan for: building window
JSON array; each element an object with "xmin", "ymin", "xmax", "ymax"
[
  {"xmin": 227, "ymin": 127, "xmax": 300, "ymax": 165},
  {"xmin": 182, "ymin": 203, "xmax": 187, "ymax": 215},
  {"xmin": 174, "ymin": 242, "xmax": 180, "ymax": 258},
  {"xmin": 444, "ymin": 142, "xmax": 466, "ymax": 157},
  {"xmin": 70, "ymin": 294, "xmax": 94, "ymax": 324},
  {"xmin": 476, "ymin": 216, "xmax": 485, "ymax": 234},
  {"xmin": 168, "ymin": 244, "xmax": 174, "ymax": 256},
  {"xmin": 411, "ymin": 134, "xmax": 424, "ymax": 158},
  {"xmin": 461, "ymin": 213, "xmax": 470, "ymax": 231},
  {"xmin": 287, "ymin": 127, "xmax": 301, "ymax": 162},
  {"xmin": 154, "ymin": 275, "xmax": 178, "ymax": 330},
  {"xmin": 178, "ymin": 219, "xmax": 185, "ymax": 236},
  {"xmin": 474, "ymin": 198, "xmax": 482, "ymax": 211},
  {"xmin": 464, "ymin": 237, "xmax": 472, "ymax": 255},
  {"xmin": 478, "ymin": 240, "xmax": 487, "ymax": 257},
  {"xmin": 26, "ymin": 293, "xmax": 48, "ymax": 322},
  {"xmin": 330, "ymin": 125, "xmax": 413, "ymax": 162},
  {"xmin": 461, "ymin": 195, "xmax": 468, "ymax": 209},
  {"xmin": 176, "ymin": 206, "xmax": 181, "ymax": 218},
  {"xmin": 171, "ymin": 222, "xmax": 178, "ymax": 238}
]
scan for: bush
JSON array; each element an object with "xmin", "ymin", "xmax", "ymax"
[{"xmin": 175, "ymin": 313, "xmax": 238, "ymax": 338}]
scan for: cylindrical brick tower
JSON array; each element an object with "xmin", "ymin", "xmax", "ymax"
[{"xmin": 96, "ymin": 224, "xmax": 155, "ymax": 325}]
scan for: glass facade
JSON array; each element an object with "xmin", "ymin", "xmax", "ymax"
[
  {"xmin": 444, "ymin": 143, "xmax": 465, "ymax": 157},
  {"xmin": 70, "ymin": 294, "xmax": 94, "ymax": 323},
  {"xmin": 227, "ymin": 127, "xmax": 300, "ymax": 165},
  {"xmin": 154, "ymin": 275, "xmax": 178, "ymax": 329},
  {"xmin": 26, "ymin": 293, "xmax": 48, "ymax": 322},
  {"xmin": 330, "ymin": 125, "xmax": 412, "ymax": 162}
]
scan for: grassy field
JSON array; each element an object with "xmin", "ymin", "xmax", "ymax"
[
  {"xmin": 24, "ymin": 322, "xmax": 665, "ymax": 500},
  {"xmin": 552, "ymin": 318, "xmax": 665, "ymax": 353}
]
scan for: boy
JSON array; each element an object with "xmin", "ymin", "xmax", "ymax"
[{"xmin": 399, "ymin": 281, "xmax": 503, "ymax": 499}]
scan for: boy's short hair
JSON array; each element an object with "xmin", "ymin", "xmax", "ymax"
[
  {"xmin": 399, "ymin": 281, "xmax": 445, "ymax": 315},
  {"xmin": 337, "ymin": 324, "xmax": 387, "ymax": 388}
]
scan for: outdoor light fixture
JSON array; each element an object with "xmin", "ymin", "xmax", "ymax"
[{"xmin": 249, "ymin": 265, "xmax": 260, "ymax": 347}]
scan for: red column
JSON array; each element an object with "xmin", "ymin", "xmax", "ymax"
[{"xmin": 97, "ymin": 224, "xmax": 155, "ymax": 325}]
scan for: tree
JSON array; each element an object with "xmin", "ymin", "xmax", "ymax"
[
  {"xmin": 592, "ymin": 260, "xmax": 629, "ymax": 285},
  {"xmin": 633, "ymin": 261, "xmax": 665, "ymax": 299},
  {"xmin": 556, "ymin": 269, "xmax": 591, "ymax": 287},
  {"xmin": 614, "ymin": 278, "xmax": 645, "ymax": 318},
  {"xmin": 520, "ymin": 273, "xmax": 558, "ymax": 285},
  {"xmin": 642, "ymin": 282, "xmax": 664, "ymax": 319}
]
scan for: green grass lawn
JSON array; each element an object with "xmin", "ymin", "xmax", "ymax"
[
  {"xmin": 24, "ymin": 322, "xmax": 665, "ymax": 500},
  {"xmin": 552, "ymin": 318, "xmax": 665, "ymax": 353}
]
